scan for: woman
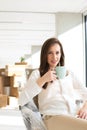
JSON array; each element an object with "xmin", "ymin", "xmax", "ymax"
[{"xmin": 19, "ymin": 37, "xmax": 87, "ymax": 130}]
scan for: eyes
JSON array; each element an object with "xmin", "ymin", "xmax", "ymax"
[{"xmin": 48, "ymin": 51, "xmax": 60, "ymax": 55}]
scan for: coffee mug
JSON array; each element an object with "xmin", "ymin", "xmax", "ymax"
[{"xmin": 55, "ymin": 66, "xmax": 66, "ymax": 79}]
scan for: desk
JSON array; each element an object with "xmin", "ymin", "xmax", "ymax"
[{"xmin": 0, "ymin": 109, "xmax": 26, "ymax": 130}]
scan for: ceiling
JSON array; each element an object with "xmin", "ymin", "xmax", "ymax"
[{"xmin": 0, "ymin": 0, "xmax": 87, "ymax": 13}]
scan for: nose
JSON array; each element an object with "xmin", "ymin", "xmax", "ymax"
[{"xmin": 53, "ymin": 53, "xmax": 57, "ymax": 59}]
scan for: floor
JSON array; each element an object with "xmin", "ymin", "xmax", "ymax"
[{"xmin": 0, "ymin": 109, "xmax": 26, "ymax": 130}]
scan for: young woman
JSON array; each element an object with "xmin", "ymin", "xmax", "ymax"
[{"xmin": 19, "ymin": 38, "xmax": 87, "ymax": 130}]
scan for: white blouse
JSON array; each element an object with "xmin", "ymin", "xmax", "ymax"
[{"xmin": 18, "ymin": 69, "xmax": 87, "ymax": 116}]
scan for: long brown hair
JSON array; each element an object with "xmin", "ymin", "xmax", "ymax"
[{"xmin": 39, "ymin": 37, "xmax": 65, "ymax": 89}]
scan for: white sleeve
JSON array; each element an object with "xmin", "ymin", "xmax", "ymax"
[
  {"xmin": 18, "ymin": 69, "xmax": 42, "ymax": 106},
  {"xmin": 70, "ymin": 71, "xmax": 85, "ymax": 89},
  {"xmin": 71, "ymin": 71, "xmax": 87, "ymax": 100}
]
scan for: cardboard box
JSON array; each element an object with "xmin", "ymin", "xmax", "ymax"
[
  {"xmin": 0, "ymin": 94, "xmax": 7, "ymax": 107},
  {"xmin": 3, "ymin": 86, "xmax": 10, "ymax": 96},
  {"xmin": 7, "ymin": 96, "xmax": 18, "ymax": 107},
  {"xmin": 10, "ymin": 87, "xmax": 19, "ymax": 98},
  {"xmin": 5, "ymin": 65, "xmax": 27, "ymax": 76},
  {"xmin": 3, "ymin": 76, "xmax": 10, "ymax": 86},
  {"xmin": 0, "ymin": 68, "xmax": 5, "ymax": 76},
  {"xmin": 0, "ymin": 76, "xmax": 4, "ymax": 94}
]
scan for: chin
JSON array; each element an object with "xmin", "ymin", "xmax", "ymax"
[{"xmin": 51, "ymin": 65, "xmax": 57, "ymax": 68}]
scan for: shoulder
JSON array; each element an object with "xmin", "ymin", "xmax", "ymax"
[
  {"xmin": 31, "ymin": 69, "xmax": 40, "ymax": 76},
  {"xmin": 66, "ymin": 69, "xmax": 74, "ymax": 77},
  {"xmin": 67, "ymin": 70, "xmax": 81, "ymax": 83},
  {"xmin": 65, "ymin": 69, "xmax": 76, "ymax": 80},
  {"xmin": 29, "ymin": 69, "xmax": 40, "ymax": 79}
]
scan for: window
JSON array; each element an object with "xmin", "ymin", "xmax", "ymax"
[{"xmin": 85, "ymin": 15, "xmax": 87, "ymax": 87}]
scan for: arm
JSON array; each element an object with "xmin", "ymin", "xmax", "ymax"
[
  {"xmin": 36, "ymin": 69, "xmax": 57, "ymax": 87},
  {"xmin": 71, "ymin": 72, "xmax": 87, "ymax": 119},
  {"xmin": 77, "ymin": 101, "xmax": 87, "ymax": 119},
  {"xmin": 18, "ymin": 69, "xmax": 56, "ymax": 106},
  {"xmin": 18, "ymin": 70, "xmax": 42, "ymax": 106}
]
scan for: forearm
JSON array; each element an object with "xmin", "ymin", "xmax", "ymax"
[
  {"xmin": 77, "ymin": 101, "xmax": 87, "ymax": 119},
  {"xmin": 36, "ymin": 70, "xmax": 57, "ymax": 87},
  {"xmin": 83, "ymin": 101, "xmax": 87, "ymax": 108},
  {"xmin": 19, "ymin": 81, "xmax": 42, "ymax": 106},
  {"xmin": 36, "ymin": 76, "xmax": 46, "ymax": 88}
]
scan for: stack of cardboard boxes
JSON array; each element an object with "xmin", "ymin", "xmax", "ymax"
[
  {"xmin": 0, "ymin": 68, "xmax": 7, "ymax": 107},
  {"xmin": 0, "ymin": 64, "xmax": 27, "ymax": 108}
]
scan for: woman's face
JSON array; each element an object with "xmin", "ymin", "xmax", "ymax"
[{"xmin": 47, "ymin": 44, "xmax": 61, "ymax": 69}]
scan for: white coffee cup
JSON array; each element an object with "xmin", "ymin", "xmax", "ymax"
[{"xmin": 55, "ymin": 66, "xmax": 66, "ymax": 79}]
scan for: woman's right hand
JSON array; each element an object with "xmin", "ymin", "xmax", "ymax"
[
  {"xmin": 37, "ymin": 70, "xmax": 57, "ymax": 88},
  {"xmin": 43, "ymin": 70, "xmax": 57, "ymax": 83}
]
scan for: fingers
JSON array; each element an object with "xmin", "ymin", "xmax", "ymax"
[
  {"xmin": 49, "ymin": 69, "xmax": 57, "ymax": 82},
  {"xmin": 50, "ymin": 69, "xmax": 57, "ymax": 76},
  {"xmin": 77, "ymin": 111, "xmax": 87, "ymax": 119}
]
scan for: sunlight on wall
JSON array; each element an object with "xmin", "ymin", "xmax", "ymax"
[
  {"xmin": 0, "ymin": 12, "xmax": 55, "ymax": 67},
  {"xmin": 31, "ymin": 51, "xmax": 40, "ymax": 68},
  {"xmin": 58, "ymin": 24, "xmax": 85, "ymax": 84},
  {"xmin": 26, "ymin": 50, "xmax": 40, "ymax": 69}
]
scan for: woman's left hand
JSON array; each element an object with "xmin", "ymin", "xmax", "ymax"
[{"xmin": 77, "ymin": 102, "xmax": 87, "ymax": 119}]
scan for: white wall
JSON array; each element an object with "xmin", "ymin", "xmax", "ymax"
[
  {"xmin": 55, "ymin": 13, "xmax": 85, "ymax": 85},
  {"xmin": 0, "ymin": 12, "xmax": 55, "ymax": 68},
  {"xmin": 0, "ymin": 12, "xmax": 85, "ymax": 86}
]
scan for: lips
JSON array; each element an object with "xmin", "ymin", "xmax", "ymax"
[{"xmin": 51, "ymin": 61, "xmax": 58, "ymax": 64}]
